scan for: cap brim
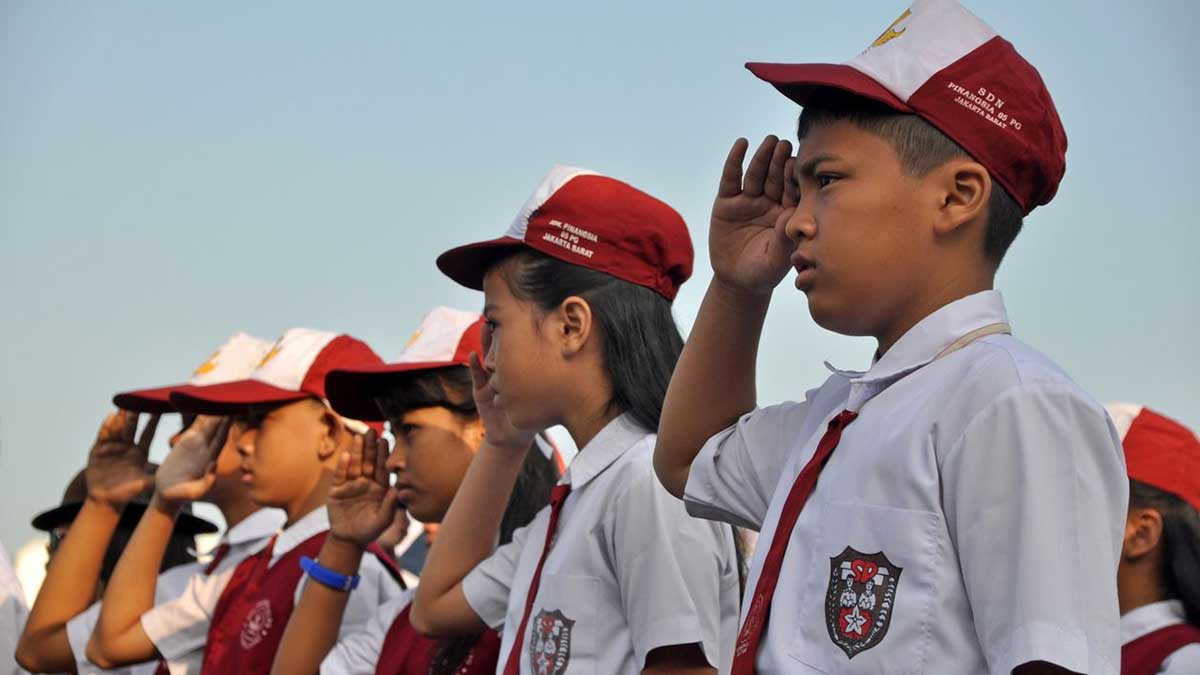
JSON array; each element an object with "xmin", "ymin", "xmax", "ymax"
[
  {"xmin": 113, "ymin": 383, "xmax": 189, "ymax": 414},
  {"xmin": 169, "ymin": 379, "xmax": 308, "ymax": 415},
  {"xmin": 435, "ymin": 236, "xmax": 526, "ymax": 290},
  {"xmin": 326, "ymin": 362, "xmax": 466, "ymax": 422},
  {"xmin": 32, "ymin": 501, "xmax": 219, "ymax": 535},
  {"xmin": 745, "ymin": 62, "xmax": 912, "ymax": 112}
]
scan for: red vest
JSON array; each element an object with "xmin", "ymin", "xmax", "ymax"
[
  {"xmin": 1123, "ymin": 623, "xmax": 1200, "ymax": 675},
  {"xmin": 201, "ymin": 531, "xmax": 401, "ymax": 674},
  {"xmin": 374, "ymin": 605, "xmax": 501, "ymax": 675}
]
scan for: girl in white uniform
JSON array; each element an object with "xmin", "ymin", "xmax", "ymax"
[
  {"xmin": 411, "ymin": 165, "xmax": 740, "ymax": 675},
  {"xmin": 1105, "ymin": 404, "xmax": 1200, "ymax": 675}
]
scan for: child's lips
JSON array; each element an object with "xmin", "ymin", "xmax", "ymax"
[{"xmin": 791, "ymin": 252, "xmax": 818, "ymax": 289}]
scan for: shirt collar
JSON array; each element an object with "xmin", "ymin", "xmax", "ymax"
[
  {"xmin": 562, "ymin": 413, "xmax": 647, "ymax": 490},
  {"xmin": 273, "ymin": 506, "xmax": 329, "ymax": 559},
  {"xmin": 1121, "ymin": 600, "xmax": 1188, "ymax": 644},
  {"xmin": 221, "ymin": 508, "xmax": 286, "ymax": 547},
  {"xmin": 824, "ymin": 290, "xmax": 1010, "ymax": 411}
]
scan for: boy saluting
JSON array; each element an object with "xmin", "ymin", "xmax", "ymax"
[{"xmin": 655, "ymin": 1, "xmax": 1127, "ymax": 674}]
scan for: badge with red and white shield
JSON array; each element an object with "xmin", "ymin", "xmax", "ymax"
[
  {"xmin": 823, "ymin": 547, "xmax": 902, "ymax": 659},
  {"xmin": 529, "ymin": 609, "xmax": 574, "ymax": 675}
]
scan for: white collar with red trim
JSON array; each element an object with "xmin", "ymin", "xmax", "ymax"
[{"xmin": 1122, "ymin": 600, "xmax": 1189, "ymax": 644}]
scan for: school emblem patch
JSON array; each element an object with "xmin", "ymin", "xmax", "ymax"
[
  {"xmin": 823, "ymin": 547, "xmax": 901, "ymax": 659},
  {"xmin": 528, "ymin": 609, "xmax": 574, "ymax": 675},
  {"xmin": 240, "ymin": 598, "xmax": 273, "ymax": 649}
]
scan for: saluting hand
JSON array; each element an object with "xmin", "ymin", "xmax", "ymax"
[
  {"xmin": 328, "ymin": 430, "xmax": 400, "ymax": 547},
  {"xmin": 709, "ymin": 135, "xmax": 800, "ymax": 296},
  {"xmin": 469, "ymin": 351, "xmax": 535, "ymax": 454},
  {"xmin": 155, "ymin": 415, "xmax": 231, "ymax": 505},
  {"xmin": 85, "ymin": 410, "xmax": 159, "ymax": 508}
]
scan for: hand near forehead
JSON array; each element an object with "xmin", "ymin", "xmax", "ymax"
[
  {"xmin": 85, "ymin": 410, "xmax": 159, "ymax": 507},
  {"xmin": 469, "ymin": 352, "xmax": 535, "ymax": 453},
  {"xmin": 710, "ymin": 136, "xmax": 799, "ymax": 296},
  {"xmin": 328, "ymin": 430, "xmax": 400, "ymax": 547},
  {"xmin": 155, "ymin": 415, "xmax": 231, "ymax": 505}
]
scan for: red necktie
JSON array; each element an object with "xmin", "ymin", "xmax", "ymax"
[
  {"xmin": 502, "ymin": 484, "xmax": 572, "ymax": 675},
  {"xmin": 731, "ymin": 410, "xmax": 858, "ymax": 674},
  {"xmin": 203, "ymin": 542, "xmax": 231, "ymax": 575}
]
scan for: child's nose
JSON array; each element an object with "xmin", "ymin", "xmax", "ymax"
[
  {"xmin": 236, "ymin": 428, "xmax": 256, "ymax": 457},
  {"xmin": 783, "ymin": 204, "xmax": 816, "ymax": 243},
  {"xmin": 386, "ymin": 437, "xmax": 408, "ymax": 471}
]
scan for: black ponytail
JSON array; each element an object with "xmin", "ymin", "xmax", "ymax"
[
  {"xmin": 496, "ymin": 249, "xmax": 684, "ymax": 434},
  {"xmin": 1130, "ymin": 479, "xmax": 1200, "ymax": 625}
]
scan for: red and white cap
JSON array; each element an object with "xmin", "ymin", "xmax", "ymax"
[
  {"xmin": 170, "ymin": 328, "xmax": 386, "ymax": 434},
  {"xmin": 436, "ymin": 164, "xmax": 693, "ymax": 301},
  {"xmin": 325, "ymin": 306, "xmax": 485, "ymax": 422},
  {"xmin": 1106, "ymin": 403, "xmax": 1200, "ymax": 512},
  {"xmin": 747, "ymin": 0, "xmax": 1067, "ymax": 214},
  {"xmin": 112, "ymin": 332, "xmax": 274, "ymax": 414}
]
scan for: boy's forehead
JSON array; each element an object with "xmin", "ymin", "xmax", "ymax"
[{"xmin": 795, "ymin": 121, "xmax": 896, "ymax": 169}]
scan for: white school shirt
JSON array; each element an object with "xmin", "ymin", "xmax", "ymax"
[
  {"xmin": 0, "ymin": 543, "xmax": 31, "ymax": 675},
  {"xmin": 1121, "ymin": 601, "xmax": 1200, "ymax": 674},
  {"xmin": 684, "ymin": 290, "xmax": 1128, "ymax": 675},
  {"xmin": 142, "ymin": 506, "xmax": 403, "ymax": 669},
  {"xmin": 462, "ymin": 414, "xmax": 741, "ymax": 674},
  {"xmin": 320, "ymin": 590, "xmax": 414, "ymax": 675},
  {"xmin": 132, "ymin": 507, "xmax": 284, "ymax": 675}
]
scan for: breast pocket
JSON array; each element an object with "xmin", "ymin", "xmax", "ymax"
[
  {"xmin": 788, "ymin": 501, "xmax": 940, "ymax": 675},
  {"xmin": 526, "ymin": 573, "xmax": 600, "ymax": 675}
]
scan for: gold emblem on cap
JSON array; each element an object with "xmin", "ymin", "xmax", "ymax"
[
  {"xmin": 871, "ymin": 8, "xmax": 911, "ymax": 48},
  {"xmin": 405, "ymin": 328, "xmax": 423, "ymax": 349},
  {"xmin": 258, "ymin": 345, "xmax": 281, "ymax": 368},
  {"xmin": 193, "ymin": 350, "xmax": 220, "ymax": 376}
]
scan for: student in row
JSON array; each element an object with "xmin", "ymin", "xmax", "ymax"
[
  {"xmin": 653, "ymin": 1, "xmax": 1128, "ymax": 673},
  {"xmin": 271, "ymin": 306, "xmax": 559, "ymax": 674},
  {"xmin": 87, "ymin": 329, "xmax": 405, "ymax": 674},
  {"xmin": 411, "ymin": 165, "xmax": 742, "ymax": 674}
]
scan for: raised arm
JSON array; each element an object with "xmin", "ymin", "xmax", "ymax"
[
  {"xmin": 655, "ymin": 136, "xmax": 797, "ymax": 498},
  {"xmin": 87, "ymin": 416, "xmax": 229, "ymax": 668},
  {"xmin": 16, "ymin": 411, "xmax": 157, "ymax": 673},
  {"xmin": 409, "ymin": 353, "xmax": 530, "ymax": 636},
  {"xmin": 271, "ymin": 430, "xmax": 399, "ymax": 675}
]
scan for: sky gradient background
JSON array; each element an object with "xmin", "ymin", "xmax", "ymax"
[{"xmin": 3, "ymin": 1, "xmax": 1198, "ymax": 559}]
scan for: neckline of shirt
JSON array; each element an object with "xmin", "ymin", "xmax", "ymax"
[
  {"xmin": 222, "ymin": 507, "xmax": 287, "ymax": 547},
  {"xmin": 270, "ymin": 505, "xmax": 329, "ymax": 562},
  {"xmin": 823, "ymin": 290, "xmax": 1010, "ymax": 410},
  {"xmin": 1121, "ymin": 599, "xmax": 1188, "ymax": 644},
  {"xmin": 561, "ymin": 413, "xmax": 647, "ymax": 490}
]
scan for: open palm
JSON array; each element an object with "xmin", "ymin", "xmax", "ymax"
[
  {"xmin": 86, "ymin": 411, "xmax": 158, "ymax": 507},
  {"xmin": 710, "ymin": 136, "xmax": 799, "ymax": 296},
  {"xmin": 469, "ymin": 351, "xmax": 535, "ymax": 453},
  {"xmin": 157, "ymin": 415, "xmax": 231, "ymax": 503},
  {"xmin": 328, "ymin": 430, "xmax": 399, "ymax": 547}
]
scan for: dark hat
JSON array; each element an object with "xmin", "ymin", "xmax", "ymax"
[{"xmin": 31, "ymin": 464, "xmax": 219, "ymax": 536}]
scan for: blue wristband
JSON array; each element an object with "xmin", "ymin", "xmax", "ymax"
[{"xmin": 300, "ymin": 556, "xmax": 360, "ymax": 592}]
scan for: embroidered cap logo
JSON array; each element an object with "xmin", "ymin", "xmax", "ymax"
[
  {"xmin": 193, "ymin": 350, "xmax": 221, "ymax": 376},
  {"xmin": 871, "ymin": 8, "xmax": 912, "ymax": 48}
]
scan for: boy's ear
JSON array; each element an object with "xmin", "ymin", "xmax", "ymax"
[
  {"xmin": 316, "ymin": 406, "xmax": 344, "ymax": 461},
  {"xmin": 555, "ymin": 296, "xmax": 594, "ymax": 358},
  {"xmin": 1123, "ymin": 507, "xmax": 1165, "ymax": 561},
  {"xmin": 932, "ymin": 158, "xmax": 990, "ymax": 238}
]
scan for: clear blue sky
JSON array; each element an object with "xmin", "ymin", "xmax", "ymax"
[{"xmin": 2, "ymin": 0, "xmax": 1198, "ymax": 552}]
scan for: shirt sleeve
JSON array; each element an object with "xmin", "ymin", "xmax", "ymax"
[
  {"xmin": 461, "ymin": 516, "xmax": 537, "ymax": 630},
  {"xmin": 683, "ymin": 398, "xmax": 814, "ymax": 530},
  {"xmin": 140, "ymin": 563, "xmax": 236, "ymax": 662},
  {"xmin": 611, "ymin": 461, "xmax": 740, "ymax": 670},
  {"xmin": 940, "ymin": 385, "xmax": 1127, "ymax": 675},
  {"xmin": 320, "ymin": 592, "xmax": 412, "ymax": 675},
  {"xmin": 1161, "ymin": 643, "xmax": 1200, "ymax": 675}
]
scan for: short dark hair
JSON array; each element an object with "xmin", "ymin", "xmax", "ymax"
[
  {"xmin": 796, "ymin": 90, "xmax": 1024, "ymax": 266},
  {"xmin": 1130, "ymin": 479, "xmax": 1200, "ymax": 625},
  {"xmin": 495, "ymin": 249, "xmax": 685, "ymax": 434}
]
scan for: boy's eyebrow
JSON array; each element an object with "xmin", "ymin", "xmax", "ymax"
[
  {"xmin": 795, "ymin": 152, "xmax": 841, "ymax": 179},
  {"xmin": 482, "ymin": 303, "xmax": 497, "ymax": 317}
]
